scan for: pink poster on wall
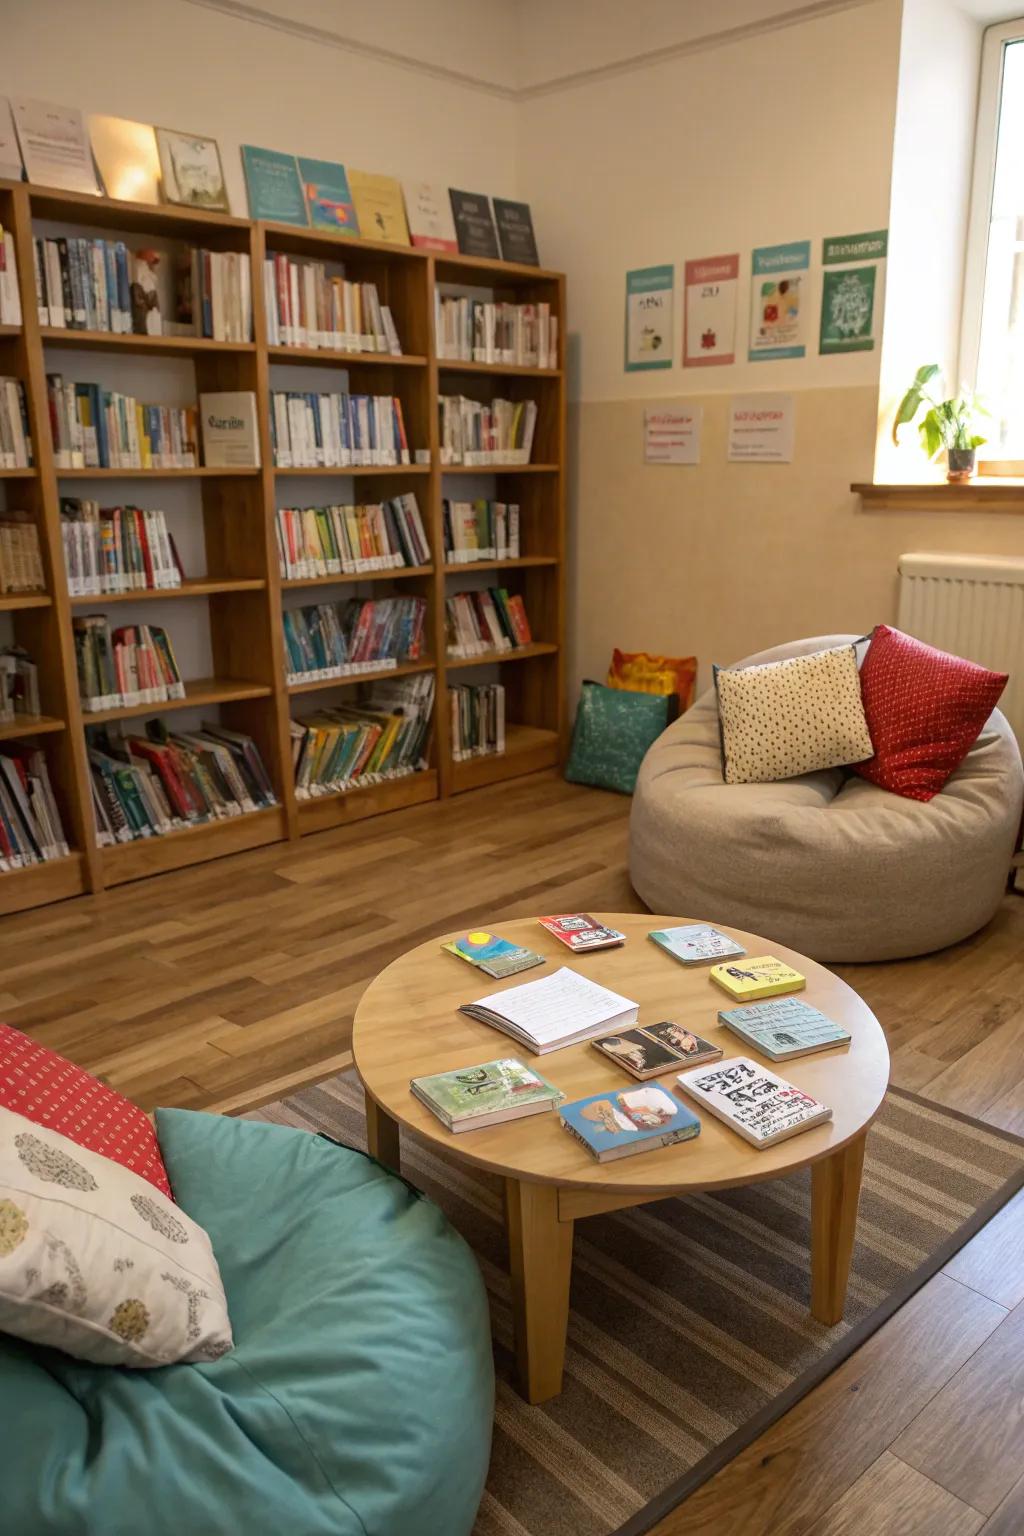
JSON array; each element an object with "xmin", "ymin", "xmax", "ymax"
[{"xmin": 683, "ymin": 254, "xmax": 739, "ymax": 367}]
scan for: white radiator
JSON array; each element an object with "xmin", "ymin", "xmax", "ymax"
[{"xmin": 897, "ymin": 551, "xmax": 1024, "ymax": 743}]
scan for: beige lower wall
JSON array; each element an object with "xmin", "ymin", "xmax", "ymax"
[{"xmin": 568, "ymin": 386, "xmax": 1024, "ymax": 697}]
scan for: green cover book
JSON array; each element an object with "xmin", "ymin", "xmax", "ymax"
[
  {"xmin": 297, "ymin": 157, "xmax": 359, "ymax": 235},
  {"xmin": 241, "ymin": 146, "xmax": 308, "ymax": 226},
  {"xmin": 410, "ymin": 1057, "xmax": 563, "ymax": 1131}
]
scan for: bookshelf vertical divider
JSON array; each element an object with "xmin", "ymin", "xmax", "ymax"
[{"xmin": 0, "ymin": 180, "xmax": 567, "ymax": 915}]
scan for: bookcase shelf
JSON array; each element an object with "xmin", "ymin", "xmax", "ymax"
[{"xmin": 0, "ymin": 176, "xmax": 566, "ymax": 910}]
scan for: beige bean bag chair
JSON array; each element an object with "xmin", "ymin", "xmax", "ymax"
[{"xmin": 629, "ymin": 635, "xmax": 1023, "ymax": 962}]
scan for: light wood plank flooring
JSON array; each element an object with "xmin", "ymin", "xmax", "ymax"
[{"xmin": 1, "ymin": 770, "xmax": 1022, "ymax": 1534}]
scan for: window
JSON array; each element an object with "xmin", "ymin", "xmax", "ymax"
[{"xmin": 963, "ymin": 20, "xmax": 1024, "ymax": 460}]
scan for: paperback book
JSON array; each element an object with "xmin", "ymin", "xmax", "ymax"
[
  {"xmin": 649, "ymin": 924, "xmax": 746, "ymax": 966},
  {"xmin": 410, "ymin": 1057, "xmax": 563, "ymax": 1133},
  {"xmin": 449, "ymin": 188, "xmax": 500, "ymax": 259},
  {"xmin": 539, "ymin": 914, "xmax": 625, "ymax": 953},
  {"xmin": 592, "ymin": 1022, "xmax": 723, "ymax": 1080},
  {"xmin": 718, "ymin": 998, "xmax": 851, "ymax": 1061},
  {"xmin": 297, "ymin": 157, "xmax": 358, "ymax": 235},
  {"xmin": 676, "ymin": 1057, "xmax": 832, "ymax": 1148},
  {"xmin": 560, "ymin": 1084, "xmax": 700, "ymax": 1163},
  {"xmin": 459, "ymin": 966, "xmax": 638, "ymax": 1054},
  {"xmin": 442, "ymin": 929, "xmax": 545, "ymax": 979},
  {"xmin": 709, "ymin": 956, "xmax": 806, "ymax": 1001},
  {"xmin": 492, "ymin": 198, "xmax": 539, "ymax": 265}
]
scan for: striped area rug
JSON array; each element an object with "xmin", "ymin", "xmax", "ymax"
[{"xmin": 244, "ymin": 1078, "xmax": 1024, "ymax": 1536}]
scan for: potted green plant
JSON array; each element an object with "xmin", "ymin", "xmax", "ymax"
[{"xmin": 892, "ymin": 365, "xmax": 987, "ymax": 482}]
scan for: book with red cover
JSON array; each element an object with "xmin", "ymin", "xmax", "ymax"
[{"xmin": 539, "ymin": 914, "xmax": 625, "ymax": 952}]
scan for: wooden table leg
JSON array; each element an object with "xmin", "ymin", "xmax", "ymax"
[
  {"xmin": 365, "ymin": 1092, "xmax": 401, "ymax": 1172},
  {"xmin": 506, "ymin": 1178, "xmax": 574, "ymax": 1404},
  {"xmin": 811, "ymin": 1131, "xmax": 867, "ymax": 1325}
]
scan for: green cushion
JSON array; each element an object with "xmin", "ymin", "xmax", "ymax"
[
  {"xmin": 0, "ymin": 1109, "xmax": 494, "ymax": 1536},
  {"xmin": 565, "ymin": 679, "xmax": 672, "ymax": 794}
]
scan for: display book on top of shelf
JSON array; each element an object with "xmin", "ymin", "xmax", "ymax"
[{"xmin": 0, "ymin": 175, "xmax": 565, "ymax": 913}]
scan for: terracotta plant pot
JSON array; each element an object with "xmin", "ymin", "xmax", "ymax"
[{"xmin": 946, "ymin": 448, "xmax": 976, "ymax": 483}]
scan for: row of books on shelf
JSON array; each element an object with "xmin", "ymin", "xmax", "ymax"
[
  {"xmin": 276, "ymin": 496, "xmax": 429, "ymax": 580},
  {"xmin": 443, "ymin": 499, "xmax": 520, "ymax": 563},
  {"xmin": 0, "ymin": 747, "xmax": 68, "ymax": 870},
  {"xmin": 263, "ymin": 258, "xmax": 400, "ymax": 354},
  {"xmin": 0, "ymin": 514, "xmax": 44, "ymax": 594},
  {"xmin": 283, "ymin": 595, "xmax": 427, "ymax": 684},
  {"xmin": 47, "ymin": 376, "xmax": 198, "ymax": 470},
  {"xmin": 0, "ymin": 378, "xmax": 31, "ymax": 467},
  {"xmin": 434, "ymin": 298, "xmax": 557, "ymax": 369},
  {"xmin": 270, "ymin": 390, "xmax": 411, "ymax": 469},
  {"xmin": 291, "ymin": 673, "xmax": 433, "ymax": 799},
  {"xmin": 62, "ymin": 500, "xmax": 182, "ymax": 595},
  {"xmin": 89, "ymin": 722, "xmax": 277, "ymax": 846},
  {"xmin": 446, "ymin": 588, "xmax": 532, "ymax": 658},
  {"xmin": 0, "ymin": 227, "xmax": 22, "ymax": 326},
  {"xmin": 33, "ymin": 237, "xmax": 252, "ymax": 343},
  {"xmin": 74, "ymin": 618, "xmax": 184, "ymax": 712},
  {"xmin": 0, "ymin": 646, "xmax": 39, "ymax": 721},
  {"xmin": 449, "ymin": 682, "xmax": 504, "ymax": 760},
  {"xmin": 438, "ymin": 396, "xmax": 537, "ymax": 465}
]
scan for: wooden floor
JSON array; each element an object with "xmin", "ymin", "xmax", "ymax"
[{"xmin": 2, "ymin": 770, "xmax": 1022, "ymax": 1533}]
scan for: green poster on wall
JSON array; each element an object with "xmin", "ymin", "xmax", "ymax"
[{"xmin": 820, "ymin": 264, "xmax": 878, "ymax": 353}]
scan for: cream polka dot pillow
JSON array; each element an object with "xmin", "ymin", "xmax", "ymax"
[
  {"xmin": 0, "ymin": 1105, "xmax": 232, "ymax": 1367},
  {"xmin": 715, "ymin": 643, "xmax": 873, "ymax": 784}
]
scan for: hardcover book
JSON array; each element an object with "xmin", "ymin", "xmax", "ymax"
[
  {"xmin": 14, "ymin": 98, "xmax": 100, "ymax": 196},
  {"xmin": 649, "ymin": 924, "xmax": 746, "ymax": 966},
  {"xmin": 709, "ymin": 955, "xmax": 805, "ymax": 1000},
  {"xmin": 718, "ymin": 998, "xmax": 851, "ymax": 1060},
  {"xmin": 349, "ymin": 171, "xmax": 410, "ymax": 246},
  {"xmin": 403, "ymin": 180, "xmax": 458, "ymax": 252},
  {"xmin": 90, "ymin": 116, "xmax": 161, "ymax": 205},
  {"xmin": 241, "ymin": 145, "xmax": 308, "ymax": 226},
  {"xmin": 449, "ymin": 189, "xmax": 500, "ymax": 260},
  {"xmin": 198, "ymin": 392, "xmax": 260, "ymax": 468},
  {"xmin": 442, "ymin": 929, "xmax": 545, "ymax": 979},
  {"xmin": 676, "ymin": 1056, "xmax": 832, "ymax": 1147},
  {"xmin": 492, "ymin": 198, "xmax": 539, "ymax": 265},
  {"xmin": 539, "ymin": 914, "xmax": 625, "ymax": 953},
  {"xmin": 410, "ymin": 1057, "xmax": 563, "ymax": 1132},
  {"xmin": 592, "ymin": 1022, "xmax": 723, "ymax": 1079},
  {"xmin": 298, "ymin": 157, "xmax": 359, "ymax": 235},
  {"xmin": 560, "ymin": 1083, "xmax": 700, "ymax": 1162}
]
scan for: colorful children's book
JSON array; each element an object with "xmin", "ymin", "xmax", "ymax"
[
  {"xmin": 442, "ymin": 929, "xmax": 545, "ymax": 979},
  {"xmin": 649, "ymin": 924, "xmax": 746, "ymax": 966},
  {"xmin": 709, "ymin": 955, "xmax": 805, "ymax": 1001},
  {"xmin": 592, "ymin": 1021, "xmax": 722, "ymax": 1079},
  {"xmin": 410, "ymin": 1057, "xmax": 563, "ymax": 1132},
  {"xmin": 560, "ymin": 1083, "xmax": 700, "ymax": 1162},
  {"xmin": 539, "ymin": 913, "xmax": 625, "ymax": 953},
  {"xmin": 718, "ymin": 998, "xmax": 851, "ymax": 1061},
  {"xmin": 676, "ymin": 1057, "xmax": 832, "ymax": 1148},
  {"xmin": 297, "ymin": 157, "xmax": 359, "ymax": 235}
]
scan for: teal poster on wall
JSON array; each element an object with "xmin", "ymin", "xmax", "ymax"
[
  {"xmin": 625, "ymin": 265, "xmax": 674, "ymax": 371},
  {"xmin": 819, "ymin": 230, "xmax": 888, "ymax": 354},
  {"xmin": 749, "ymin": 241, "xmax": 811, "ymax": 361}
]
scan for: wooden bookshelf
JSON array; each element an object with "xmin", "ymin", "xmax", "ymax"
[{"xmin": 0, "ymin": 178, "xmax": 567, "ymax": 912}]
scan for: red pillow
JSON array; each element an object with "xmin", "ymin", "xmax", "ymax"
[
  {"xmin": 0, "ymin": 1024, "xmax": 173, "ymax": 1198},
  {"xmin": 854, "ymin": 624, "xmax": 1008, "ymax": 802}
]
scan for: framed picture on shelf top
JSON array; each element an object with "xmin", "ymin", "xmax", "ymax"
[{"xmin": 156, "ymin": 127, "xmax": 230, "ymax": 212}]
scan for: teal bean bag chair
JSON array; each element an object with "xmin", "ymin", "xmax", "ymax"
[{"xmin": 0, "ymin": 1109, "xmax": 495, "ymax": 1536}]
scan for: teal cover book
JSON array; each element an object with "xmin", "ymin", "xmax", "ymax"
[
  {"xmin": 718, "ymin": 998, "xmax": 851, "ymax": 1060},
  {"xmin": 241, "ymin": 145, "xmax": 308, "ymax": 226},
  {"xmin": 649, "ymin": 924, "xmax": 745, "ymax": 965},
  {"xmin": 298, "ymin": 157, "xmax": 360, "ymax": 235}
]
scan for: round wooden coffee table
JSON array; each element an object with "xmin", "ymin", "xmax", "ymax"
[{"xmin": 353, "ymin": 913, "xmax": 890, "ymax": 1403}]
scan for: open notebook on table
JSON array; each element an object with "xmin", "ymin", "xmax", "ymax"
[{"xmin": 459, "ymin": 966, "xmax": 639, "ymax": 1054}]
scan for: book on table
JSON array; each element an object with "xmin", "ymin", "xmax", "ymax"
[
  {"xmin": 676, "ymin": 1057, "xmax": 832, "ymax": 1147},
  {"xmin": 441, "ymin": 929, "xmax": 545, "ymax": 979},
  {"xmin": 459, "ymin": 966, "xmax": 638, "ymax": 1054},
  {"xmin": 539, "ymin": 914, "xmax": 625, "ymax": 953},
  {"xmin": 560, "ymin": 1084, "xmax": 701, "ymax": 1162},
  {"xmin": 592, "ymin": 1022, "xmax": 723, "ymax": 1080},
  {"xmin": 648, "ymin": 924, "xmax": 746, "ymax": 966},
  {"xmin": 718, "ymin": 998, "xmax": 851, "ymax": 1061},
  {"xmin": 709, "ymin": 955, "xmax": 805, "ymax": 1000},
  {"xmin": 410, "ymin": 1058, "xmax": 563, "ymax": 1132}
]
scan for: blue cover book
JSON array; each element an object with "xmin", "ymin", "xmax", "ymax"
[
  {"xmin": 717, "ymin": 998, "xmax": 851, "ymax": 1061},
  {"xmin": 297, "ymin": 157, "xmax": 360, "ymax": 235},
  {"xmin": 241, "ymin": 145, "xmax": 308, "ymax": 226},
  {"xmin": 649, "ymin": 924, "xmax": 746, "ymax": 966},
  {"xmin": 560, "ymin": 1083, "xmax": 700, "ymax": 1162}
]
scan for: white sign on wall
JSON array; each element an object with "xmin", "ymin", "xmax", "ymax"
[
  {"xmin": 644, "ymin": 405, "xmax": 702, "ymax": 465},
  {"xmin": 727, "ymin": 393, "xmax": 795, "ymax": 463}
]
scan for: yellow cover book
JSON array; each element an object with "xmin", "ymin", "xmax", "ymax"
[
  {"xmin": 349, "ymin": 170, "xmax": 410, "ymax": 246},
  {"xmin": 709, "ymin": 956, "xmax": 806, "ymax": 1000}
]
